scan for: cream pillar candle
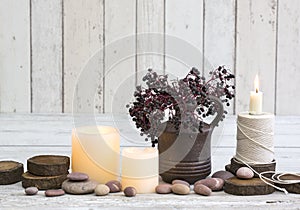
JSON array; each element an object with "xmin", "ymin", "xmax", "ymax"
[
  {"xmin": 72, "ymin": 126, "xmax": 120, "ymax": 183},
  {"xmin": 249, "ymin": 75, "xmax": 263, "ymax": 115},
  {"xmin": 121, "ymin": 147, "xmax": 158, "ymax": 193}
]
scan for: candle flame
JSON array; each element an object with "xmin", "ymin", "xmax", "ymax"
[{"xmin": 254, "ymin": 74, "xmax": 259, "ymax": 93}]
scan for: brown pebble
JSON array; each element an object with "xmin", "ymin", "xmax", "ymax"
[
  {"xmin": 95, "ymin": 184, "xmax": 110, "ymax": 196},
  {"xmin": 212, "ymin": 170, "xmax": 235, "ymax": 180},
  {"xmin": 124, "ymin": 186, "xmax": 136, "ymax": 197},
  {"xmin": 236, "ymin": 167, "xmax": 254, "ymax": 179},
  {"xmin": 171, "ymin": 183, "xmax": 190, "ymax": 195},
  {"xmin": 25, "ymin": 187, "xmax": 38, "ymax": 195},
  {"xmin": 172, "ymin": 179, "xmax": 190, "ymax": 187},
  {"xmin": 67, "ymin": 172, "xmax": 89, "ymax": 181},
  {"xmin": 194, "ymin": 184, "xmax": 212, "ymax": 196},
  {"xmin": 45, "ymin": 189, "xmax": 65, "ymax": 197},
  {"xmin": 62, "ymin": 180, "xmax": 98, "ymax": 195},
  {"xmin": 194, "ymin": 178, "xmax": 224, "ymax": 191},
  {"xmin": 105, "ymin": 180, "xmax": 122, "ymax": 193},
  {"xmin": 155, "ymin": 184, "xmax": 172, "ymax": 194}
]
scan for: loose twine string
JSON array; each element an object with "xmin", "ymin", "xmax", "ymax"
[{"xmin": 234, "ymin": 113, "xmax": 300, "ymax": 194}]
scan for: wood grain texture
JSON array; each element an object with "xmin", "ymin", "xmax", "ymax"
[
  {"xmin": 0, "ymin": 0, "xmax": 30, "ymax": 112},
  {"xmin": 165, "ymin": 0, "xmax": 203, "ymax": 79},
  {"xmin": 31, "ymin": 0, "xmax": 62, "ymax": 113},
  {"xmin": 64, "ymin": 0, "xmax": 104, "ymax": 113},
  {"xmin": 276, "ymin": 0, "xmax": 300, "ymax": 115},
  {"xmin": 204, "ymin": 0, "xmax": 236, "ymax": 114},
  {"xmin": 136, "ymin": 0, "xmax": 165, "ymax": 84},
  {"xmin": 104, "ymin": 0, "xmax": 136, "ymax": 113},
  {"xmin": 235, "ymin": 0, "xmax": 277, "ymax": 114},
  {"xmin": 1, "ymin": 114, "xmax": 300, "ymax": 149}
]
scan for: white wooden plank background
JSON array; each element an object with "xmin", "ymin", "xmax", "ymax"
[
  {"xmin": 235, "ymin": 0, "xmax": 277, "ymax": 114},
  {"xmin": 276, "ymin": 0, "xmax": 300, "ymax": 115},
  {"xmin": 104, "ymin": 0, "xmax": 136, "ymax": 113},
  {"xmin": 31, "ymin": 0, "xmax": 63, "ymax": 113},
  {"xmin": 136, "ymin": 0, "xmax": 165, "ymax": 82},
  {"xmin": 0, "ymin": 0, "xmax": 30, "ymax": 113},
  {"xmin": 63, "ymin": 0, "xmax": 104, "ymax": 113},
  {"xmin": 165, "ymin": 0, "xmax": 203, "ymax": 79},
  {"xmin": 0, "ymin": 0, "xmax": 300, "ymax": 115},
  {"xmin": 204, "ymin": 0, "xmax": 236, "ymax": 114}
]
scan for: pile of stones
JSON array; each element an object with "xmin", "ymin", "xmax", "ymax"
[{"xmin": 155, "ymin": 170, "xmax": 234, "ymax": 196}]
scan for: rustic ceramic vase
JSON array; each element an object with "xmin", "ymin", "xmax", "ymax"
[{"xmin": 158, "ymin": 96, "xmax": 224, "ymax": 184}]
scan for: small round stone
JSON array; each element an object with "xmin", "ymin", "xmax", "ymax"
[
  {"xmin": 212, "ymin": 170, "xmax": 235, "ymax": 180},
  {"xmin": 236, "ymin": 167, "xmax": 254, "ymax": 179},
  {"xmin": 45, "ymin": 189, "xmax": 65, "ymax": 197},
  {"xmin": 25, "ymin": 187, "xmax": 38, "ymax": 195},
  {"xmin": 95, "ymin": 184, "xmax": 110, "ymax": 196},
  {"xmin": 62, "ymin": 180, "xmax": 98, "ymax": 195},
  {"xmin": 172, "ymin": 179, "xmax": 190, "ymax": 187},
  {"xmin": 124, "ymin": 187, "xmax": 136, "ymax": 197},
  {"xmin": 67, "ymin": 172, "xmax": 89, "ymax": 181},
  {"xmin": 194, "ymin": 178, "xmax": 224, "ymax": 191},
  {"xmin": 105, "ymin": 180, "xmax": 122, "ymax": 193},
  {"xmin": 155, "ymin": 184, "xmax": 172, "ymax": 194},
  {"xmin": 171, "ymin": 183, "xmax": 190, "ymax": 195},
  {"xmin": 194, "ymin": 184, "xmax": 212, "ymax": 196}
]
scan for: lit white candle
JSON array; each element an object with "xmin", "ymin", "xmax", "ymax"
[
  {"xmin": 72, "ymin": 126, "xmax": 120, "ymax": 183},
  {"xmin": 121, "ymin": 147, "xmax": 158, "ymax": 193},
  {"xmin": 249, "ymin": 75, "xmax": 263, "ymax": 115}
]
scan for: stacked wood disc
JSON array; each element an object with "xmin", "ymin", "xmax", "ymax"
[
  {"xmin": 274, "ymin": 174, "xmax": 300, "ymax": 194},
  {"xmin": 0, "ymin": 161, "xmax": 24, "ymax": 185},
  {"xmin": 224, "ymin": 177, "xmax": 275, "ymax": 196},
  {"xmin": 22, "ymin": 155, "xmax": 70, "ymax": 190},
  {"xmin": 224, "ymin": 164, "xmax": 275, "ymax": 195},
  {"xmin": 226, "ymin": 158, "xmax": 276, "ymax": 178}
]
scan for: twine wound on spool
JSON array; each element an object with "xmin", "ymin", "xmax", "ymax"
[
  {"xmin": 235, "ymin": 112, "xmax": 274, "ymax": 164},
  {"xmin": 234, "ymin": 112, "xmax": 300, "ymax": 194}
]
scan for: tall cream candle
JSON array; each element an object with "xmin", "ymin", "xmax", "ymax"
[
  {"xmin": 121, "ymin": 147, "xmax": 158, "ymax": 193},
  {"xmin": 249, "ymin": 75, "xmax": 263, "ymax": 115},
  {"xmin": 72, "ymin": 126, "xmax": 120, "ymax": 183}
]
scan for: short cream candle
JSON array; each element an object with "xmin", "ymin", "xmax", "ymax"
[
  {"xmin": 72, "ymin": 126, "xmax": 120, "ymax": 183},
  {"xmin": 249, "ymin": 75, "xmax": 263, "ymax": 115},
  {"xmin": 121, "ymin": 147, "xmax": 158, "ymax": 193}
]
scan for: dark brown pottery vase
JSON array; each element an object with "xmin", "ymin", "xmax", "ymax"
[{"xmin": 158, "ymin": 96, "xmax": 224, "ymax": 184}]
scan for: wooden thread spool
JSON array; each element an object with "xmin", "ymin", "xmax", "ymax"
[{"xmin": 235, "ymin": 112, "xmax": 274, "ymax": 164}]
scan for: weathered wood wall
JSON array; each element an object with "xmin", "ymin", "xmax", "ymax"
[{"xmin": 0, "ymin": 0, "xmax": 299, "ymax": 114}]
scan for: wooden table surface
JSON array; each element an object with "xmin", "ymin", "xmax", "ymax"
[{"xmin": 0, "ymin": 114, "xmax": 299, "ymax": 209}]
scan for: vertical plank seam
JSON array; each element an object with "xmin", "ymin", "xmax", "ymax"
[
  {"xmin": 163, "ymin": 0, "xmax": 166, "ymax": 75},
  {"xmin": 274, "ymin": 0, "xmax": 279, "ymax": 115},
  {"xmin": 102, "ymin": 0, "xmax": 106, "ymax": 113},
  {"xmin": 29, "ymin": 0, "xmax": 33, "ymax": 113},
  {"xmin": 61, "ymin": 0, "xmax": 64, "ymax": 113},
  {"xmin": 202, "ymin": 0, "xmax": 205, "ymax": 75},
  {"xmin": 233, "ymin": 0, "xmax": 238, "ymax": 115},
  {"xmin": 135, "ymin": 0, "xmax": 138, "ymax": 86}
]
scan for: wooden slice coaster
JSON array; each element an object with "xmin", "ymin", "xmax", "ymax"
[
  {"xmin": 27, "ymin": 155, "xmax": 70, "ymax": 176},
  {"xmin": 224, "ymin": 177, "xmax": 275, "ymax": 195},
  {"xmin": 230, "ymin": 158, "xmax": 276, "ymax": 178},
  {"xmin": 0, "ymin": 161, "xmax": 24, "ymax": 185},
  {"xmin": 275, "ymin": 174, "xmax": 300, "ymax": 194},
  {"xmin": 22, "ymin": 171, "xmax": 68, "ymax": 190}
]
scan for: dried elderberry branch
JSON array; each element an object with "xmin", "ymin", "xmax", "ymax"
[{"xmin": 127, "ymin": 66, "xmax": 235, "ymax": 147}]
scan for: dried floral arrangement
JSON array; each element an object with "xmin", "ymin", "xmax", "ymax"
[{"xmin": 127, "ymin": 66, "xmax": 235, "ymax": 146}]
